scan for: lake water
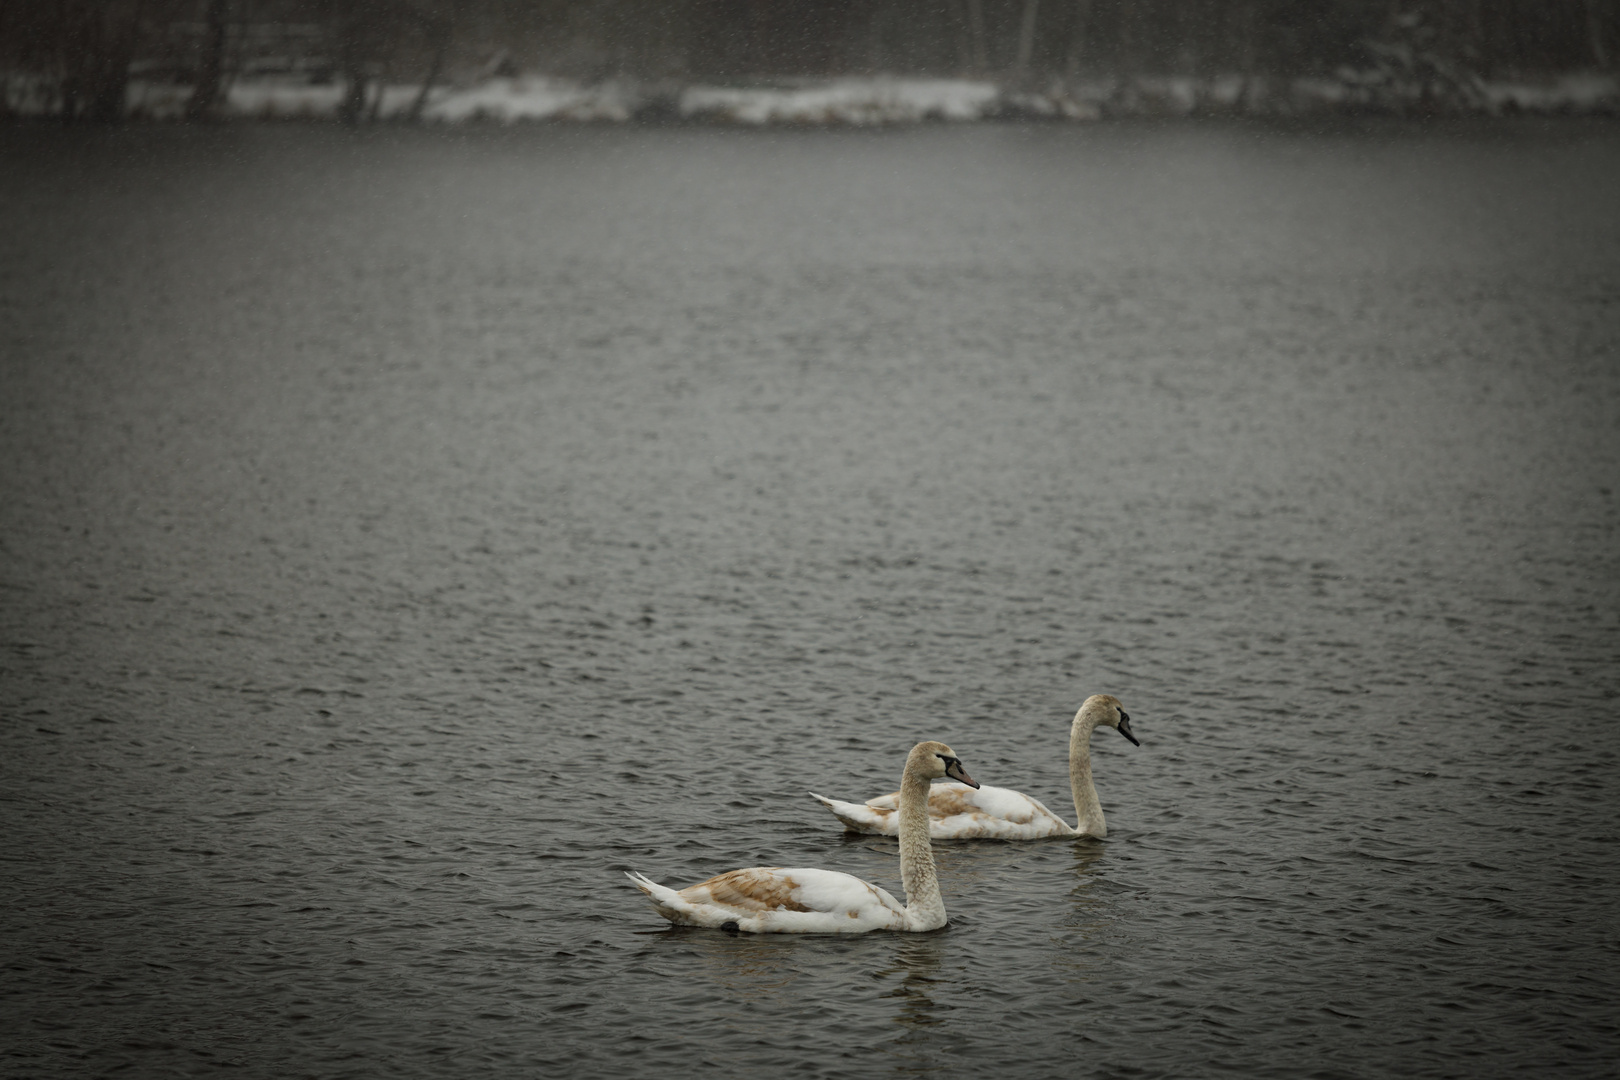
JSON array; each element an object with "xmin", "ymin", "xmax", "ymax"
[{"xmin": 2, "ymin": 119, "xmax": 1618, "ymax": 1079}]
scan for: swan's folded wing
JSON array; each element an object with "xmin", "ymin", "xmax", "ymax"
[
  {"xmin": 627, "ymin": 867, "xmax": 803, "ymax": 927},
  {"xmin": 867, "ymin": 782, "xmax": 1033, "ymax": 819},
  {"xmin": 780, "ymin": 867, "xmax": 907, "ymax": 922},
  {"xmin": 632, "ymin": 865, "xmax": 907, "ymax": 932},
  {"xmin": 813, "ymin": 781, "xmax": 1074, "ymax": 839},
  {"xmin": 931, "ymin": 783, "xmax": 1040, "ymax": 822},
  {"xmin": 680, "ymin": 867, "xmax": 808, "ymax": 912},
  {"xmin": 926, "ymin": 783, "xmax": 1073, "ymax": 839}
]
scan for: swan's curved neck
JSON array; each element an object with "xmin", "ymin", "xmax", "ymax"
[
  {"xmin": 1068, "ymin": 710, "xmax": 1106, "ymax": 838},
  {"xmin": 897, "ymin": 760, "xmax": 946, "ymax": 931}
]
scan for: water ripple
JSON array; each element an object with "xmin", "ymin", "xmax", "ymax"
[{"xmin": 3, "ymin": 121, "xmax": 1619, "ymax": 1079}]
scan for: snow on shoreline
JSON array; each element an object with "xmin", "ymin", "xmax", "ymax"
[
  {"xmin": 679, "ymin": 79, "xmax": 1001, "ymax": 125},
  {"xmin": 4, "ymin": 72, "xmax": 1617, "ymax": 125}
]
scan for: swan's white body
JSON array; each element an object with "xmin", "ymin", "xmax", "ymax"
[
  {"xmin": 811, "ymin": 695, "xmax": 1137, "ymax": 840},
  {"xmin": 627, "ymin": 741, "xmax": 976, "ymax": 934},
  {"xmin": 624, "ymin": 867, "xmax": 914, "ymax": 933}
]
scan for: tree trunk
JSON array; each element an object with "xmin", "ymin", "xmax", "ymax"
[
  {"xmin": 186, "ymin": 0, "xmax": 229, "ymax": 121},
  {"xmin": 1232, "ymin": 0, "xmax": 1259, "ymax": 112},
  {"xmin": 867, "ymin": 1, "xmax": 885, "ymax": 74},
  {"xmin": 1065, "ymin": 0, "xmax": 1092, "ymax": 79},
  {"xmin": 337, "ymin": 69, "xmax": 365, "ymax": 123},
  {"xmin": 62, "ymin": 0, "xmax": 144, "ymax": 123},
  {"xmin": 406, "ymin": 17, "xmax": 451, "ymax": 123},
  {"xmin": 1116, "ymin": 0, "xmax": 1138, "ymax": 80},
  {"xmin": 367, "ymin": 64, "xmax": 388, "ymax": 122},
  {"xmin": 964, "ymin": 0, "xmax": 989, "ymax": 73},
  {"xmin": 89, "ymin": 5, "xmax": 140, "ymax": 123},
  {"xmin": 1014, "ymin": 0, "xmax": 1041, "ymax": 82},
  {"xmin": 335, "ymin": 8, "xmax": 369, "ymax": 125},
  {"xmin": 1586, "ymin": 0, "xmax": 1611, "ymax": 68}
]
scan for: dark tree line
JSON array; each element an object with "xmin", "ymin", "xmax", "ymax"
[{"xmin": 1, "ymin": 0, "xmax": 1613, "ymax": 121}]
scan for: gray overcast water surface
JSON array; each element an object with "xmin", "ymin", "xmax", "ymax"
[{"xmin": 2, "ymin": 120, "xmax": 1618, "ymax": 1079}]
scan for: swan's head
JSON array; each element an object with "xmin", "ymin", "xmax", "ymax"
[
  {"xmin": 910, "ymin": 740, "xmax": 980, "ymax": 789},
  {"xmin": 1082, "ymin": 694, "xmax": 1139, "ymax": 746}
]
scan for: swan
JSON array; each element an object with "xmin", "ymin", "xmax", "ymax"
[
  {"xmin": 810, "ymin": 695, "xmax": 1137, "ymax": 840},
  {"xmin": 625, "ymin": 741, "xmax": 978, "ymax": 933}
]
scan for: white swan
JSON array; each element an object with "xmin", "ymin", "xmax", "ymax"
[
  {"xmin": 626, "ymin": 741, "xmax": 977, "ymax": 933},
  {"xmin": 810, "ymin": 695, "xmax": 1137, "ymax": 840}
]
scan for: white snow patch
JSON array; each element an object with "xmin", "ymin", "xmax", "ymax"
[
  {"xmin": 225, "ymin": 79, "xmax": 346, "ymax": 119},
  {"xmin": 422, "ymin": 77, "xmax": 633, "ymax": 123},
  {"xmin": 679, "ymin": 78, "xmax": 1000, "ymax": 125},
  {"xmin": 1484, "ymin": 73, "xmax": 1620, "ymax": 112},
  {"xmin": 9, "ymin": 70, "xmax": 1616, "ymax": 124}
]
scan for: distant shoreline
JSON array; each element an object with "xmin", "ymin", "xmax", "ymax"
[{"xmin": 6, "ymin": 72, "xmax": 1617, "ymax": 126}]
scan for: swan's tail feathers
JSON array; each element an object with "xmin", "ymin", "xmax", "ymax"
[
  {"xmin": 624, "ymin": 870, "xmax": 661, "ymax": 896},
  {"xmin": 807, "ymin": 792, "xmax": 897, "ymax": 836},
  {"xmin": 626, "ymin": 869, "xmax": 683, "ymax": 904},
  {"xmin": 625, "ymin": 870, "xmax": 690, "ymax": 923}
]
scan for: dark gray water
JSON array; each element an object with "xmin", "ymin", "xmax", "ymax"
[{"xmin": 3, "ymin": 120, "xmax": 1618, "ymax": 1079}]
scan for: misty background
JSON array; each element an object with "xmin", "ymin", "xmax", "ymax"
[{"xmin": 3, "ymin": 0, "xmax": 1616, "ymax": 122}]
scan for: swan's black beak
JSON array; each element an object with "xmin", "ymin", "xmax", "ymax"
[
  {"xmin": 1117, "ymin": 712, "xmax": 1140, "ymax": 746},
  {"xmin": 944, "ymin": 760, "xmax": 981, "ymax": 789}
]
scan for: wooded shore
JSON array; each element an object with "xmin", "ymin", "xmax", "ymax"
[{"xmin": 4, "ymin": 1, "xmax": 1615, "ymax": 123}]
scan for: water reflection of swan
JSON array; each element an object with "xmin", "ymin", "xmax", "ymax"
[
  {"xmin": 812, "ymin": 696, "xmax": 1139, "ymax": 839},
  {"xmin": 627, "ymin": 742, "xmax": 979, "ymax": 933},
  {"xmin": 1061, "ymin": 843, "xmax": 1116, "ymax": 945},
  {"xmin": 690, "ymin": 932, "xmax": 804, "ymax": 994},
  {"xmin": 884, "ymin": 934, "xmax": 947, "ymax": 1027},
  {"xmin": 1070, "ymin": 842, "xmax": 1108, "ymax": 883},
  {"xmin": 875, "ymin": 934, "xmax": 952, "ymax": 1077}
]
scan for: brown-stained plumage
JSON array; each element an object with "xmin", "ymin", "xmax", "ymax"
[
  {"xmin": 628, "ymin": 740, "xmax": 976, "ymax": 932},
  {"xmin": 811, "ymin": 695, "xmax": 1137, "ymax": 840},
  {"xmin": 685, "ymin": 868, "xmax": 812, "ymax": 913},
  {"xmin": 923, "ymin": 785, "xmax": 1036, "ymax": 824}
]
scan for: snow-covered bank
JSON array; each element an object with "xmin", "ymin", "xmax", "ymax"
[{"xmin": 5, "ymin": 72, "xmax": 1618, "ymax": 125}]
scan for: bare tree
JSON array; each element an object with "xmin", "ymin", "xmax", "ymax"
[
  {"xmin": 1014, "ymin": 0, "xmax": 1041, "ymax": 82},
  {"xmin": 186, "ymin": 0, "xmax": 229, "ymax": 120},
  {"xmin": 405, "ymin": 7, "xmax": 453, "ymax": 122},
  {"xmin": 1230, "ymin": 0, "xmax": 1260, "ymax": 108},
  {"xmin": 1064, "ymin": 0, "xmax": 1093, "ymax": 79},
  {"xmin": 321, "ymin": 0, "xmax": 417, "ymax": 124},
  {"xmin": 1585, "ymin": 0, "xmax": 1611, "ymax": 68},
  {"xmin": 56, "ymin": 0, "xmax": 147, "ymax": 122},
  {"xmin": 0, "ymin": 0, "xmax": 1609, "ymax": 122},
  {"xmin": 964, "ymin": 0, "xmax": 990, "ymax": 73}
]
